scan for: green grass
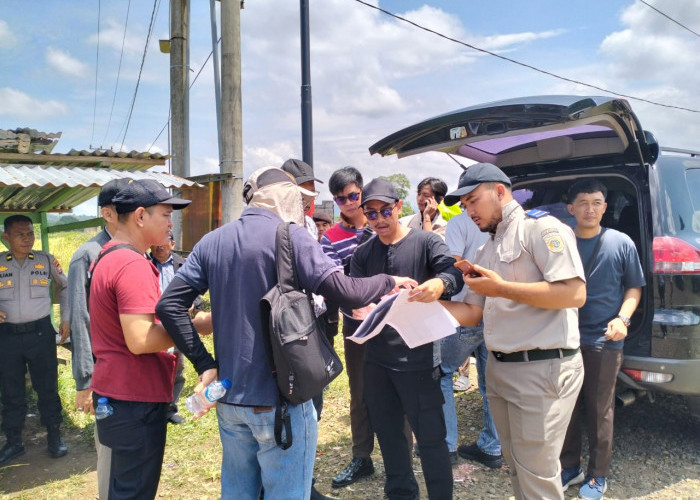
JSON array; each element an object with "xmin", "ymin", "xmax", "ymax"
[{"xmin": 1, "ymin": 230, "xmax": 353, "ymax": 498}]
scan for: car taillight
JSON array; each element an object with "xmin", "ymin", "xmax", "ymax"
[
  {"xmin": 653, "ymin": 236, "xmax": 700, "ymax": 274},
  {"xmin": 621, "ymin": 368, "xmax": 673, "ymax": 384}
]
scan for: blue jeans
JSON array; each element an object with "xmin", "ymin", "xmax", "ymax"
[
  {"xmin": 217, "ymin": 399, "xmax": 317, "ymax": 499},
  {"xmin": 440, "ymin": 326, "xmax": 500, "ymax": 456}
]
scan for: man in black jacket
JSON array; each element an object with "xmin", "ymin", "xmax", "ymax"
[{"xmin": 351, "ymin": 178, "xmax": 463, "ymax": 500}]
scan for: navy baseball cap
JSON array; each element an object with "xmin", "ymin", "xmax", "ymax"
[
  {"xmin": 97, "ymin": 178, "xmax": 133, "ymax": 207},
  {"xmin": 444, "ymin": 162, "xmax": 512, "ymax": 206},
  {"xmin": 281, "ymin": 158, "xmax": 323, "ymax": 185},
  {"xmin": 360, "ymin": 178, "xmax": 399, "ymax": 207},
  {"xmin": 113, "ymin": 179, "xmax": 191, "ymax": 214}
]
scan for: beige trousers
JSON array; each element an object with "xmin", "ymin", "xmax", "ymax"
[{"xmin": 486, "ymin": 351, "xmax": 583, "ymax": 500}]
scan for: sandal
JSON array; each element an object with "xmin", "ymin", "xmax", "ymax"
[{"xmin": 453, "ymin": 375, "xmax": 471, "ymax": 392}]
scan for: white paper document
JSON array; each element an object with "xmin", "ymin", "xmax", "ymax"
[{"xmin": 348, "ymin": 290, "xmax": 459, "ymax": 348}]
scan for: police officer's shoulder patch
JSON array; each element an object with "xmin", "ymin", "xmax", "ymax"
[
  {"xmin": 541, "ymin": 227, "xmax": 565, "ymax": 253},
  {"xmin": 525, "ymin": 209, "xmax": 550, "ymax": 219}
]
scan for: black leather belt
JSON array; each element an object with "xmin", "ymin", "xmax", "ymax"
[
  {"xmin": 492, "ymin": 347, "xmax": 579, "ymax": 362},
  {"xmin": 0, "ymin": 317, "xmax": 49, "ymax": 334}
]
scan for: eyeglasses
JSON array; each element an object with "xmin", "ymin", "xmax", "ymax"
[
  {"xmin": 364, "ymin": 205, "xmax": 396, "ymax": 221},
  {"xmin": 334, "ymin": 192, "xmax": 361, "ymax": 205}
]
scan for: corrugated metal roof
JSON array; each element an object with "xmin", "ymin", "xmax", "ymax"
[
  {"xmin": 0, "ymin": 165, "xmax": 201, "ymax": 213},
  {"xmin": 0, "ymin": 150, "xmax": 168, "ymax": 170}
]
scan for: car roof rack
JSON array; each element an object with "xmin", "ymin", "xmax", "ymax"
[{"xmin": 660, "ymin": 147, "xmax": 700, "ymax": 157}]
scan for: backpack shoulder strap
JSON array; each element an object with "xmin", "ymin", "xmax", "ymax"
[
  {"xmin": 274, "ymin": 222, "xmax": 299, "ymax": 293},
  {"xmin": 86, "ymin": 243, "xmax": 142, "ymax": 296}
]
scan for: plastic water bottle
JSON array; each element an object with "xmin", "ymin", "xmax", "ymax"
[
  {"xmin": 186, "ymin": 379, "xmax": 231, "ymax": 415},
  {"xmin": 95, "ymin": 397, "xmax": 114, "ymax": 420}
]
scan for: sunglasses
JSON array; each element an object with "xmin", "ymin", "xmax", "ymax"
[
  {"xmin": 364, "ymin": 205, "xmax": 396, "ymax": 221},
  {"xmin": 334, "ymin": 192, "xmax": 361, "ymax": 205}
]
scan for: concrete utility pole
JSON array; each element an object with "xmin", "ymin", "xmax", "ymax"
[
  {"xmin": 220, "ymin": 0, "xmax": 244, "ymax": 223},
  {"xmin": 170, "ymin": 0, "xmax": 190, "ymax": 245},
  {"xmin": 300, "ymin": 0, "xmax": 313, "ymax": 166}
]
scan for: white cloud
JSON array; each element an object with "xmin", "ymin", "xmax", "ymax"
[
  {"xmin": 0, "ymin": 87, "xmax": 67, "ymax": 120},
  {"xmin": 481, "ymin": 29, "xmax": 565, "ymax": 50},
  {"xmin": 87, "ymin": 18, "xmax": 145, "ymax": 54},
  {"xmin": 45, "ymin": 46, "xmax": 89, "ymax": 78},
  {"xmin": 0, "ymin": 19, "xmax": 16, "ymax": 45}
]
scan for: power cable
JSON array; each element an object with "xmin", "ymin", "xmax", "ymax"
[
  {"xmin": 353, "ymin": 0, "xmax": 700, "ymax": 114},
  {"xmin": 100, "ymin": 0, "xmax": 132, "ymax": 149},
  {"xmin": 89, "ymin": 0, "xmax": 101, "ymax": 149},
  {"xmin": 638, "ymin": 0, "xmax": 700, "ymax": 39},
  {"xmin": 148, "ymin": 40, "xmax": 219, "ymax": 151},
  {"xmin": 117, "ymin": 0, "xmax": 162, "ymax": 151}
]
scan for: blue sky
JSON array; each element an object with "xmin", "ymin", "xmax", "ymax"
[{"xmin": 2, "ymin": 0, "xmax": 699, "ymax": 214}]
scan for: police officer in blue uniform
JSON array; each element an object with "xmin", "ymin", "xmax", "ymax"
[{"xmin": 0, "ymin": 214, "xmax": 69, "ymax": 465}]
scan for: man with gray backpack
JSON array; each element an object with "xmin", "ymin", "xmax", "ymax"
[{"xmin": 157, "ymin": 167, "xmax": 416, "ymax": 500}]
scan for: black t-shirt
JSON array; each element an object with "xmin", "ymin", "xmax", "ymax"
[{"xmin": 350, "ymin": 229, "xmax": 462, "ymax": 371}]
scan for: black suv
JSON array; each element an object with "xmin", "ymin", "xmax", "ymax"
[{"xmin": 370, "ymin": 95, "xmax": 700, "ymax": 417}]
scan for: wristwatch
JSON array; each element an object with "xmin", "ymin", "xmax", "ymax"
[{"xmin": 617, "ymin": 314, "xmax": 631, "ymax": 327}]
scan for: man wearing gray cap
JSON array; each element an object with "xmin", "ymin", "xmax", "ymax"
[
  {"xmin": 420, "ymin": 163, "xmax": 586, "ymax": 500},
  {"xmin": 67, "ymin": 177, "xmax": 131, "ymax": 499},
  {"xmin": 281, "ymin": 158, "xmax": 323, "ymax": 240}
]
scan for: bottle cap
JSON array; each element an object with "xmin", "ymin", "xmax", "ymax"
[
  {"xmin": 97, "ymin": 397, "xmax": 108, "ymax": 404},
  {"xmin": 220, "ymin": 378, "xmax": 232, "ymax": 389}
]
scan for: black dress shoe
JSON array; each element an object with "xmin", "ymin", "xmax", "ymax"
[
  {"xmin": 167, "ymin": 413, "xmax": 186, "ymax": 425},
  {"xmin": 331, "ymin": 457, "xmax": 374, "ymax": 488},
  {"xmin": 0, "ymin": 442, "xmax": 25, "ymax": 465},
  {"xmin": 457, "ymin": 443, "xmax": 502, "ymax": 469},
  {"xmin": 310, "ymin": 484, "xmax": 337, "ymax": 499},
  {"xmin": 47, "ymin": 427, "xmax": 68, "ymax": 458}
]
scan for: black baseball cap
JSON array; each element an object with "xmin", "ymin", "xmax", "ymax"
[
  {"xmin": 360, "ymin": 178, "xmax": 399, "ymax": 207},
  {"xmin": 98, "ymin": 178, "xmax": 133, "ymax": 207},
  {"xmin": 444, "ymin": 162, "xmax": 512, "ymax": 206},
  {"xmin": 280, "ymin": 159, "xmax": 323, "ymax": 185},
  {"xmin": 113, "ymin": 179, "xmax": 191, "ymax": 214}
]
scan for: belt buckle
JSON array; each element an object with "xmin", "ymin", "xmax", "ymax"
[{"xmin": 494, "ymin": 352, "xmax": 504, "ymax": 361}]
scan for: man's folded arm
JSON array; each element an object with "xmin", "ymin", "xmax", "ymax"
[{"xmin": 156, "ymin": 276, "xmax": 217, "ymax": 375}]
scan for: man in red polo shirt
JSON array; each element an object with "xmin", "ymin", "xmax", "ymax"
[{"xmin": 88, "ymin": 179, "xmax": 209, "ymax": 499}]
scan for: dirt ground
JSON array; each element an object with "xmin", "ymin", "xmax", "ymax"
[{"xmin": 1, "ymin": 367, "xmax": 698, "ymax": 499}]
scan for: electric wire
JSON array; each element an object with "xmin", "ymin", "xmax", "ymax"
[
  {"xmin": 353, "ymin": 0, "xmax": 700, "ymax": 114},
  {"xmin": 148, "ymin": 40, "xmax": 219, "ymax": 151},
  {"xmin": 89, "ymin": 0, "xmax": 101, "ymax": 149},
  {"xmin": 117, "ymin": 0, "xmax": 162, "ymax": 151},
  {"xmin": 638, "ymin": 0, "xmax": 700, "ymax": 39},
  {"xmin": 100, "ymin": 0, "xmax": 132, "ymax": 149}
]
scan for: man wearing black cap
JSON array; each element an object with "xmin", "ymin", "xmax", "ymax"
[
  {"xmin": 350, "ymin": 178, "xmax": 463, "ymax": 500},
  {"xmin": 67, "ymin": 177, "xmax": 131, "ymax": 499},
  {"xmin": 87, "ymin": 179, "xmax": 208, "ymax": 500},
  {"xmin": 432, "ymin": 163, "xmax": 586, "ymax": 500}
]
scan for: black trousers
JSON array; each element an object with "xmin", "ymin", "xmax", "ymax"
[
  {"xmin": 364, "ymin": 362, "xmax": 453, "ymax": 500},
  {"xmin": 94, "ymin": 394, "xmax": 168, "ymax": 500},
  {"xmin": 561, "ymin": 345, "xmax": 624, "ymax": 477},
  {"xmin": 0, "ymin": 316, "xmax": 63, "ymax": 436}
]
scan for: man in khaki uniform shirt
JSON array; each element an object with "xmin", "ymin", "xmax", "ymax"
[
  {"xmin": 0, "ymin": 214, "xmax": 69, "ymax": 466},
  {"xmin": 419, "ymin": 163, "xmax": 586, "ymax": 500}
]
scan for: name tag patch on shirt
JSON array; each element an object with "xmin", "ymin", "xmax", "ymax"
[{"xmin": 542, "ymin": 228, "xmax": 565, "ymax": 253}]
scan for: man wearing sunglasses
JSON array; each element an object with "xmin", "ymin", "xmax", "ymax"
[
  {"xmin": 319, "ymin": 167, "xmax": 379, "ymax": 488},
  {"xmin": 350, "ymin": 178, "xmax": 463, "ymax": 500}
]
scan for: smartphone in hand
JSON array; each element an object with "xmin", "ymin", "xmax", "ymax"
[{"xmin": 454, "ymin": 259, "xmax": 483, "ymax": 278}]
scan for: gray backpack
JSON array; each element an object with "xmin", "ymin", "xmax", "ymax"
[{"xmin": 261, "ymin": 222, "xmax": 343, "ymax": 407}]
